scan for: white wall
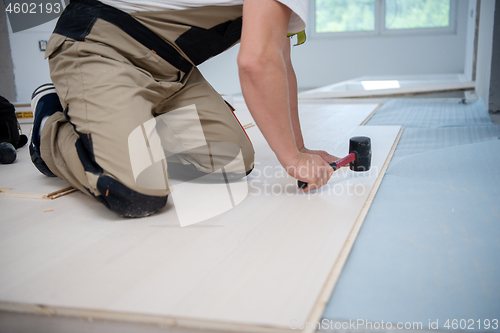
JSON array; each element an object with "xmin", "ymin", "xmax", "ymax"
[
  {"xmin": 474, "ymin": 0, "xmax": 495, "ymax": 109},
  {"xmin": 463, "ymin": 0, "xmax": 477, "ymax": 81},
  {"xmin": 0, "ymin": 3, "xmax": 16, "ymax": 101},
  {"xmin": 6, "ymin": 17, "xmax": 57, "ymax": 103},
  {"xmin": 200, "ymin": 0, "xmax": 470, "ymax": 95}
]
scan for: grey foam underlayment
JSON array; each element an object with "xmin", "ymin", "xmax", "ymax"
[
  {"xmin": 321, "ymin": 99, "xmax": 500, "ymax": 331},
  {"xmin": 366, "ymin": 98, "xmax": 500, "ymax": 161},
  {"xmin": 366, "ymin": 99, "xmax": 494, "ymax": 128}
]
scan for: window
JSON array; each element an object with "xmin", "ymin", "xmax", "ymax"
[
  {"xmin": 315, "ymin": 0, "xmax": 376, "ymax": 33},
  {"xmin": 314, "ymin": 0, "xmax": 454, "ymax": 36},
  {"xmin": 385, "ymin": 0, "xmax": 450, "ymax": 30}
]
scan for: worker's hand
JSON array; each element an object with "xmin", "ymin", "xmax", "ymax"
[
  {"xmin": 285, "ymin": 152, "xmax": 334, "ymax": 192},
  {"xmin": 299, "ymin": 147, "xmax": 339, "ymax": 164}
]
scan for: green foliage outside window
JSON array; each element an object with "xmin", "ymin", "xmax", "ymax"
[
  {"xmin": 385, "ymin": 0, "xmax": 450, "ymax": 29},
  {"xmin": 315, "ymin": 0, "xmax": 375, "ymax": 33},
  {"xmin": 315, "ymin": 0, "xmax": 451, "ymax": 34}
]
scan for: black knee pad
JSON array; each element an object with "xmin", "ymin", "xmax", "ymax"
[{"xmin": 96, "ymin": 175, "xmax": 168, "ymax": 218}]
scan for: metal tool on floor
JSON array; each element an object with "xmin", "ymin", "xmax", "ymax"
[{"xmin": 298, "ymin": 136, "xmax": 372, "ymax": 189}]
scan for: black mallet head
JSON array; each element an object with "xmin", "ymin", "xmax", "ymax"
[{"xmin": 349, "ymin": 136, "xmax": 371, "ymax": 172}]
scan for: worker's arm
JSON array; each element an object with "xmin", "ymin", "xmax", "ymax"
[
  {"xmin": 238, "ymin": 0, "xmax": 333, "ymax": 191},
  {"xmin": 282, "ymin": 38, "xmax": 339, "ymax": 164}
]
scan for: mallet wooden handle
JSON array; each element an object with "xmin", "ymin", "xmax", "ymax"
[{"xmin": 297, "ymin": 152, "xmax": 356, "ymax": 189}]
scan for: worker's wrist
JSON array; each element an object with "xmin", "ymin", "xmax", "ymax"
[{"xmin": 276, "ymin": 148, "xmax": 301, "ymax": 169}]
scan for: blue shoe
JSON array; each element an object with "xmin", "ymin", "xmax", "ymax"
[{"xmin": 29, "ymin": 83, "xmax": 63, "ymax": 177}]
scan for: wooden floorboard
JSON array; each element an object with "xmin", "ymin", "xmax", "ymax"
[{"xmin": 0, "ymin": 102, "xmax": 400, "ymax": 332}]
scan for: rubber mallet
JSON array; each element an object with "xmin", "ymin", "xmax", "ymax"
[{"xmin": 298, "ymin": 136, "xmax": 372, "ymax": 189}]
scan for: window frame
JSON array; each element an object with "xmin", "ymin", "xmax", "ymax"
[{"xmin": 308, "ymin": 0, "xmax": 458, "ymax": 40}]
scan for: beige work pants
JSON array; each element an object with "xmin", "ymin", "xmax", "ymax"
[{"xmin": 41, "ymin": 0, "xmax": 254, "ymax": 217}]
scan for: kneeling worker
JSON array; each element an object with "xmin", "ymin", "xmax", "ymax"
[{"xmin": 30, "ymin": 0, "xmax": 337, "ymax": 217}]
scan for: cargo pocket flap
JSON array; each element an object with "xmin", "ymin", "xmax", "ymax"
[{"xmin": 44, "ymin": 34, "xmax": 67, "ymax": 59}]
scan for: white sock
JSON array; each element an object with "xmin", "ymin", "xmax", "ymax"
[{"xmin": 39, "ymin": 116, "xmax": 49, "ymax": 138}]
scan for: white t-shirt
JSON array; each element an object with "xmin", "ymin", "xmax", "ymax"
[{"xmin": 98, "ymin": 0, "xmax": 307, "ymax": 33}]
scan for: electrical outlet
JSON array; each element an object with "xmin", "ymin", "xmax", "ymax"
[{"xmin": 39, "ymin": 40, "xmax": 47, "ymax": 52}]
